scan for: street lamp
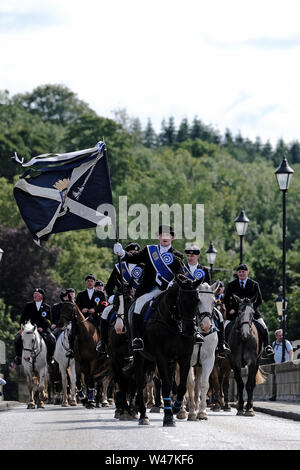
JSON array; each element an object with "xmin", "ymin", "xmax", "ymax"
[
  {"xmin": 234, "ymin": 209, "xmax": 249, "ymax": 264},
  {"xmin": 275, "ymin": 155, "xmax": 294, "ymax": 363},
  {"xmin": 206, "ymin": 242, "xmax": 218, "ymax": 282},
  {"xmin": 0, "ymin": 248, "xmax": 3, "ymax": 263}
]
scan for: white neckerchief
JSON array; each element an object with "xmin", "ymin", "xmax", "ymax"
[
  {"xmin": 128, "ymin": 263, "xmax": 136, "ymax": 275},
  {"xmin": 188, "ymin": 263, "xmax": 198, "ymax": 274},
  {"xmin": 87, "ymin": 288, "xmax": 94, "ymax": 300},
  {"xmin": 159, "ymin": 244, "xmax": 171, "ymax": 254},
  {"xmin": 35, "ymin": 301, "xmax": 42, "ymax": 311}
]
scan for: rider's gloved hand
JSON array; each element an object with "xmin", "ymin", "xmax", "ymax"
[{"xmin": 113, "ymin": 243, "xmax": 125, "ymax": 258}]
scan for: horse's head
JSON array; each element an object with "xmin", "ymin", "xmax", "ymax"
[
  {"xmin": 197, "ymin": 281, "xmax": 220, "ymax": 333},
  {"xmin": 58, "ymin": 302, "xmax": 75, "ymax": 327},
  {"xmin": 113, "ymin": 284, "xmax": 133, "ymax": 335},
  {"xmin": 21, "ymin": 321, "xmax": 39, "ymax": 362},
  {"xmin": 233, "ymin": 294, "xmax": 256, "ymax": 341},
  {"xmin": 174, "ymin": 275, "xmax": 202, "ymax": 336}
]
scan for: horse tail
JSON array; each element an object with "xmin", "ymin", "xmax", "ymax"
[{"xmin": 255, "ymin": 366, "xmax": 268, "ymax": 385}]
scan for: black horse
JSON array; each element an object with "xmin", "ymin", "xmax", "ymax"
[
  {"xmin": 228, "ymin": 295, "xmax": 266, "ymax": 416},
  {"xmin": 133, "ymin": 275, "xmax": 202, "ymax": 427},
  {"xmin": 106, "ymin": 285, "xmax": 138, "ymax": 419}
]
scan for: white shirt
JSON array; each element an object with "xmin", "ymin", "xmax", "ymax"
[
  {"xmin": 87, "ymin": 288, "xmax": 94, "ymax": 300},
  {"xmin": 160, "ymin": 244, "xmax": 171, "ymax": 254},
  {"xmin": 188, "ymin": 263, "xmax": 198, "ymax": 274},
  {"xmin": 128, "ymin": 263, "xmax": 136, "ymax": 274},
  {"xmin": 35, "ymin": 301, "xmax": 42, "ymax": 311}
]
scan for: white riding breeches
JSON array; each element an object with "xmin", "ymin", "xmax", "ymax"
[
  {"xmin": 134, "ymin": 288, "xmax": 162, "ymax": 314},
  {"xmin": 101, "ymin": 304, "xmax": 114, "ymax": 320}
]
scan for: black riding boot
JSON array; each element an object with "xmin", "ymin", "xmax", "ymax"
[
  {"xmin": 66, "ymin": 320, "xmax": 75, "ymax": 358},
  {"xmin": 217, "ymin": 322, "xmax": 231, "ymax": 357},
  {"xmin": 14, "ymin": 332, "xmax": 22, "ymax": 365},
  {"xmin": 96, "ymin": 318, "xmax": 109, "ymax": 354},
  {"xmin": 131, "ymin": 313, "xmax": 144, "ymax": 351},
  {"xmin": 254, "ymin": 320, "xmax": 274, "ymax": 355}
]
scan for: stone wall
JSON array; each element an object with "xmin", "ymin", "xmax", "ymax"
[{"xmin": 229, "ymin": 359, "xmax": 300, "ymax": 402}]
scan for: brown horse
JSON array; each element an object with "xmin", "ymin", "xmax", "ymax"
[
  {"xmin": 73, "ymin": 304, "xmax": 110, "ymax": 408},
  {"xmin": 208, "ymin": 299, "xmax": 232, "ymax": 412}
]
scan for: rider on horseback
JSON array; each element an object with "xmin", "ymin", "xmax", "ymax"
[
  {"xmin": 113, "ymin": 225, "xmax": 189, "ymax": 352},
  {"xmin": 223, "ymin": 264, "xmax": 274, "ymax": 356},
  {"xmin": 96, "ymin": 242, "xmax": 143, "ymax": 354},
  {"xmin": 14, "ymin": 288, "xmax": 56, "ymax": 365},
  {"xmin": 66, "ymin": 275, "xmax": 107, "ymax": 358}
]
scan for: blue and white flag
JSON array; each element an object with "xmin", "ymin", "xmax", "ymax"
[{"xmin": 13, "ymin": 141, "xmax": 113, "ymax": 244}]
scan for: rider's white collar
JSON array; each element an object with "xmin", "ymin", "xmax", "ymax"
[{"xmin": 159, "ymin": 244, "xmax": 171, "ymax": 253}]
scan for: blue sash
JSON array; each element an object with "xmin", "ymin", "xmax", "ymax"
[
  {"xmin": 147, "ymin": 245, "xmax": 174, "ymax": 283},
  {"xmin": 115, "ymin": 262, "xmax": 142, "ymax": 288},
  {"xmin": 115, "ymin": 262, "xmax": 131, "ymax": 284},
  {"xmin": 184, "ymin": 264, "xmax": 205, "ymax": 281}
]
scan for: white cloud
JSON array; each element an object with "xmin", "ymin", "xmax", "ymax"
[{"xmin": 1, "ymin": 0, "xmax": 300, "ymax": 146}]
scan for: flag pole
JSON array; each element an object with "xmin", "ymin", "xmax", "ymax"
[{"xmin": 102, "ymin": 140, "xmax": 126, "ymax": 301}]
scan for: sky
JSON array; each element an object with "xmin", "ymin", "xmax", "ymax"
[{"xmin": 1, "ymin": 0, "xmax": 300, "ymax": 147}]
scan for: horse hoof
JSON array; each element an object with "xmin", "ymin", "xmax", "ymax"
[
  {"xmin": 37, "ymin": 404, "xmax": 45, "ymax": 409},
  {"xmin": 176, "ymin": 411, "xmax": 186, "ymax": 420},
  {"xmin": 61, "ymin": 402, "xmax": 68, "ymax": 407},
  {"xmin": 244, "ymin": 409, "xmax": 255, "ymax": 417},
  {"xmin": 236, "ymin": 410, "xmax": 245, "ymax": 416},
  {"xmin": 150, "ymin": 406, "xmax": 161, "ymax": 413},
  {"xmin": 70, "ymin": 401, "xmax": 77, "ymax": 406},
  {"xmin": 86, "ymin": 401, "xmax": 95, "ymax": 409},
  {"xmin": 27, "ymin": 403, "xmax": 35, "ymax": 409},
  {"xmin": 163, "ymin": 418, "xmax": 176, "ymax": 427},
  {"xmin": 211, "ymin": 405, "xmax": 221, "ymax": 412},
  {"xmin": 222, "ymin": 406, "xmax": 231, "ymax": 412},
  {"xmin": 139, "ymin": 417, "xmax": 150, "ymax": 425},
  {"xmin": 197, "ymin": 413, "xmax": 208, "ymax": 420},
  {"xmin": 101, "ymin": 401, "xmax": 109, "ymax": 407}
]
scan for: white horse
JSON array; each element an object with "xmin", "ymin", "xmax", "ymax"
[
  {"xmin": 53, "ymin": 322, "xmax": 77, "ymax": 407},
  {"xmin": 21, "ymin": 321, "xmax": 48, "ymax": 409},
  {"xmin": 177, "ymin": 282, "xmax": 219, "ymax": 421}
]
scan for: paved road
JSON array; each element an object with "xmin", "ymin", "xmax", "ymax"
[{"xmin": 0, "ymin": 402, "xmax": 300, "ymax": 451}]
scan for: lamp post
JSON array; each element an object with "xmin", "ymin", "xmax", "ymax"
[
  {"xmin": 234, "ymin": 209, "xmax": 249, "ymax": 264},
  {"xmin": 206, "ymin": 242, "xmax": 218, "ymax": 282},
  {"xmin": 275, "ymin": 155, "xmax": 294, "ymax": 363}
]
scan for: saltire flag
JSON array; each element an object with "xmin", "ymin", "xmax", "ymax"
[{"xmin": 13, "ymin": 141, "xmax": 113, "ymax": 244}]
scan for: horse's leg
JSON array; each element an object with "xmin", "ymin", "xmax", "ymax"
[
  {"xmin": 232, "ymin": 365, "xmax": 244, "ymax": 415},
  {"xmin": 69, "ymin": 361, "xmax": 77, "ymax": 406},
  {"xmin": 101, "ymin": 376, "xmax": 110, "ymax": 407},
  {"xmin": 37, "ymin": 365, "xmax": 48, "ymax": 408},
  {"xmin": 60, "ymin": 362, "xmax": 69, "ymax": 407},
  {"xmin": 134, "ymin": 353, "xmax": 149, "ymax": 425},
  {"xmin": 172, "ymin": 360, "xmax": 189, "ymax": 420},
  {"xmin": 156, "ymin": 359, "xmax": 175, "ymax": 427},
  {"xmin": 222, "ymin": 359, "xmax": 231, "ymax": 411},
  {"xmin": 150, "ymin": 375, "xmax": 162, "ymax": 413},
  {"xmin": 25, "ymin": 369, "xmax": 35, "ymax": 409},
  {"xmin": 244, "ymin": 360, "xmax": 258, "ymax": 416},
  {"xmin": 197, "ymin": 354, "xmax": 215, "ymax": 420},
  {"xmin": 210, "ymin": 359, "xmax": 221, "ymax": 411},
  {"xmin": 185, "ymin": 367, "xmax": 197, "ymax": 421}
]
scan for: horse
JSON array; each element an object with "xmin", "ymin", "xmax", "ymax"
[
  {"xmin": 176, "ymin": 281, "xmax": 220, "ymax": 421},
  {"xmin": 72, "ymin": 303, "xmax": 110, "ymax": 408},
  {"xmin": 208, "ymin": 299, "xmax": 232, "ymax": 412},
  {"xmin": 106, "ymin": 285, "xmax": 138, "ymax": 420},
  {"xmin": 21, "ymin": 321, "xmax": 48, "ymax": 409},
  {"xmin": 228, "ymin": 295, "xmax": 266, "ymax": 416},
  {"xmin": 133, "ymin": 275, "xmax": 203, "ymax": 427},
  {"xmin": 53, "ymin": 322, "xmax": 77, "ymax": 407}
]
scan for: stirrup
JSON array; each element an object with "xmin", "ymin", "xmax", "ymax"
[
  {"xmin": 194, "ymin": 333, "xmax": 205, "ymax": 344},
  {"xmin": 132, "ymin": 337, "xmax": 144, "ymax": 351},
  {"xmin": 264, "ymin": 345, "xmax": 274, "ymax": 356},
  {"xmin": 96, "ymin": 341, "xmax": 106, "ymax": 354}
]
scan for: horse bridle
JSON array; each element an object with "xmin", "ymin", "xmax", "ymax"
[{"xmin": 23, "ymin": 331, "xmax": 42, "ymax": 359}]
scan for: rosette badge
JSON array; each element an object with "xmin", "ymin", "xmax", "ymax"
[
  {"xmin": 193, "ymin": 269, "xmax": 205, "ymax": 280},
  {"xmin": 53, "ymin": 178, "xmax": 70, "ymax": 205},
  {"xmin": 161, "ymin": 252, "xmax": 174, "ymax": 265}
]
